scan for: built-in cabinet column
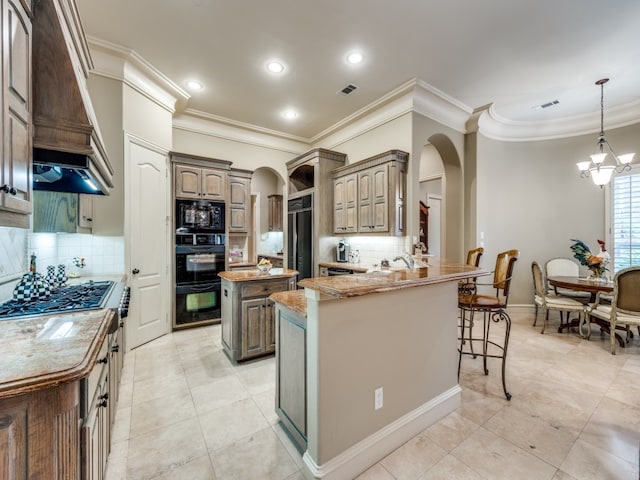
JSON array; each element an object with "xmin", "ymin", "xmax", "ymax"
[
  {"xmin": 0, "ymin": 0, "xmax": 32, "ymax": 228},
  {"xmin": 228, "ymin": 169, "xmax": 252, "ymax": 233}
]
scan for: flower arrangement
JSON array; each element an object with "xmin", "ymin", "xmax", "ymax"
[{"xmin": 73, "ymin": 257, "xmax": 86, "ymax": 269}]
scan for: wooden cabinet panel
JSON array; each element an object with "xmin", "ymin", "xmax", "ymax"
[
  {"xmin": 242, "ymin": 298, "xmax": 266, "ymax": 358},
  {"xmin": 1, "ymin": 0, "xmax": 32, "ymax": 226},
  {"xmin": 201, "ymin": 168, "xmax": 226, "ymax": 200},
  {"xmin": 268, "ymin": 194, "xmax": 283, "ymax": 232},
  {"xmin": 0, "ymin": 397, "xmax": 28, "ymax": 480},
  {"xmin": 174, "ymin": 165, "xmax": 201, "ymax": 199},
  {"xmin": 332, "ymin": 151, "xmax": 406, "ymax": 236},
  {"xmin": 228, "ymin": 175, "xmax": 250, "ymax": 232}
]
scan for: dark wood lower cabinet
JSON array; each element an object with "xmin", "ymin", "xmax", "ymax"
[{"xmin": 0, "ymin": 328, "xmax": 125, "ymax": 479}]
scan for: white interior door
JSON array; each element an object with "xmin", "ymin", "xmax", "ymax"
[
  {"xmin": 126, "ymin": 135, "xmax": 170, "ymax": 349},
  {"xmin": 427, "ymin": 194, "xmax": 442, "ymax": 257}
]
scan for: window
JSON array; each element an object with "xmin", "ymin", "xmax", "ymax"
[{"xmin": 611, "ymin": 170, "xmax": 640, "ymax": 272}]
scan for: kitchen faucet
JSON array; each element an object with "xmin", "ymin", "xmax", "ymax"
[{"xmin": 393, "ymin": 252, "xmax": 414, "ymax": 270}]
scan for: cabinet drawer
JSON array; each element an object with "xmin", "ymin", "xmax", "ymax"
[
  {"xmin": 241, "ymin": 280, "xmax": 289, "ymax": 298},
  {"xmin": 82, "ymin": 338, "xmax": 108, "ymax": 417}
]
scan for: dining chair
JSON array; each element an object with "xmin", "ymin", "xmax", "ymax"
[
  {"xmin": 458, "ymin": 249, "xmax": 519, "ymax": 400},
  {"xmin": 458, "ymin": 247, "xmax": 484, "ymax": 295},
  {"xmin": 545, "ymin": 257, "xmax": 591, "ymax": 300},
  {"xmin": 588, "ymin": 266, "xmax": 640, "ymax": 354},
  {"xmin": 531, "ymin": 261, "xmax": 587, "ymax": 336}
]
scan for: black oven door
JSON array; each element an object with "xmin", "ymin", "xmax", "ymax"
[
  {"xmin": 175, "ymin": 281, "xmax": 221, "ymax": 325},
  {"xmin": 176, "ymin": 245, "xmax": 225, "ymax": 284}
]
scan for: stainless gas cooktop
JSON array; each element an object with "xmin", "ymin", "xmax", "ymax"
[{"xmin": 0, "ymin": 280, "xmax": 115, "ymax": 319}]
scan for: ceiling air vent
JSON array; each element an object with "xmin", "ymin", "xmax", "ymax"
[
  {"xmin": 533, "ymin": 99, "xmax": 560, "ymax": 110},
  {"xmin": 338, "ymin": 83, "xmax": 358, "ymax": 96}
]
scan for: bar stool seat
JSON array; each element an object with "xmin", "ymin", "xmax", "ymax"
[{"xmin": 458, "ymin": 249, "xmax": 519, "ymax": 401}]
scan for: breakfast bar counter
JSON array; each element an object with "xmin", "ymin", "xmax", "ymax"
[{"xmin": 272, "ymin": 259, "xmax": 487, "ymax": 480}]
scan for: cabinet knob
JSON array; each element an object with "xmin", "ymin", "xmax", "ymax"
[
  {"xmin": 98, "ymin": 356, "xmax": 108, "ymax": 364},
  {"xmin": 112, "ymin": 344, "xmax": 119, "ymax": 353},
  {"xmin": 0, "ymin": 184, "xmax": 17, "ymax": 195},
  {"xmin": 132, "ymin": 268, "xmax": 140, "ymax": 275}
]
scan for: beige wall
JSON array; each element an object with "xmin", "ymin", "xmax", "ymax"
[
  {"xmin": 172, "ymin": 128, "xmax": 295, "ymax": 180},
  {"xmin": 473, "ymin": 122, "xmax": 640, "ymax": 304},
  {"xmin": 123, "ymin": 86, "xmax": 173, "ymax": 151}
]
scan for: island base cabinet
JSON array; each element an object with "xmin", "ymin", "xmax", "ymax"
[
  {"xmin": 221, "ymin": 276, "xmax": 295, "ymax": 362},
  {"xmin": 0, "ymin": 381, "xmax": 81, "ymax": 480},
  {"xmin": 275, "ymin": 304, "xmax": 307, "ymax": 452}
]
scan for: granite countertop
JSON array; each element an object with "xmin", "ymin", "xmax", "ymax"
[
  {"xmin": 219, "ymin": 268, "xmax": 298, "ymax": 282},
  {"xmin": 299, "ymin": 258, "xmax": 489, "ymax": 298},
  {"xmin": 0, "ymin": 309, "xmax": 113, "ymax": 399},
  {"xmin": 318, "ymin": 261, "xmax": 369, "ymax": 273},
  {"xmin": 270, "ymin": 289, "xmax": 307, "ymax": 317},
  {"xmin": 228, "ymin": 261, "xmax": 257, "ymax": 268}
]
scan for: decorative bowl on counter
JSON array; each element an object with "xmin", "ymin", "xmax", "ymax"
[{"xmin": 257, "ymin": 264, "xmax": 272, "ymax": 273}]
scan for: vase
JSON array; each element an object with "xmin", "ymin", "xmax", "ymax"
[
  {"xmin": 56, "ymin": 264, "xmax": 67, "ymax": 286},
  {"xmin": 45, "ymin": 265, "xmax": 58, "ymax": 290}
]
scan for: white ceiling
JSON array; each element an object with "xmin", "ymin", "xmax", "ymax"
[{"xmin": 76, "ymin": 0, "xmax": 640, "ymax": 141}]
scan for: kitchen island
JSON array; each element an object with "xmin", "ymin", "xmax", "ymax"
[
  {"xmin": 271, "ymin": 259, "xmax": 487, "ymax": 480},
  {"xmin": 0, "ymin": 309, "xmax": 115, "ymax": 479},
  {"xmin": 219, "ymin": 268, "xmax": 298, "ymax": 362}
]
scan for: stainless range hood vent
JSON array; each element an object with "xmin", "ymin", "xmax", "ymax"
[{"xmin": 31, "ymin": 0, "xmax": 113, "ymax": 195}]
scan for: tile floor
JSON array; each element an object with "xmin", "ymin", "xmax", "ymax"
[{"xmin": 106, "ymin": 310, "xmax": 640, "ymax": 480}]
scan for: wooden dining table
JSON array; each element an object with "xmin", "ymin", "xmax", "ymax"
[{"xmin": 546, "ymin": 275, "xmax": 624, "ymax": 346}]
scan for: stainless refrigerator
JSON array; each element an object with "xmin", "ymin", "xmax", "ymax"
[{"xmin": 287, "ymin": 194, "xmax": 313, "ymax": 281}]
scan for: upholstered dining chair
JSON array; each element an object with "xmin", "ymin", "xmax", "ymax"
[
  {"xmin": 589, "ymin": 266, "xmax": 640, "ymax": 354},
  {"xmin": 459, "ymin": 247, "xmax": 484, "ymax": 295},
  {"xmin": 458, "ymin": 249, "xmax": 519, "ymax": 400},
  {"xmin": 531, "ymin": 261, "xmax": 587, "ymax": 336},
  {"xmin": 545, "ymin": 257, "xmax": 591, "ymax": 300}
]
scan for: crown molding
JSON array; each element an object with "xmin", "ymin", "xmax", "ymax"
[
  {"xmin": 86, "ymin": 37, "xmax": 188, "ymax": 114},
  {"xmin": 413, "ymin": 80, "xmax": 473, "ymax": 134},
  {"xmin": 479, "ymin": 99, "xmax": 640, "ymax": 142}
]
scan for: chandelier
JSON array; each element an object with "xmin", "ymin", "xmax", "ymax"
[{"xmin": 576, "ymin": 78, "xmax": 635, "ymax": 187}]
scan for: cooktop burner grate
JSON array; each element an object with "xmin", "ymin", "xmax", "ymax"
[{"xmin": 0, "ymin": 280, "xmax": 115, "ymax": 319}]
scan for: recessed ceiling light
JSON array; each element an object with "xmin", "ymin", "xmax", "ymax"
[
  {"xmin": 186, "ymin": 80, "xmax": 203, "ymax": 91},
  {"xmin": 346, "ymin": 52, "xmax": 363, "ymax": 64},
  {"xmin": 282, "ymin": 110, "xmax": 298, "ymax": 119},
  {"xmin": 267, "ymin": 61, "xmax": 285, "ymax": 74}
]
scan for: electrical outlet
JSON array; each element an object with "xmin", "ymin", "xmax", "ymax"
[{"xmin": 374, "ymin": 387, "xmax": 383, "ymax": 410}]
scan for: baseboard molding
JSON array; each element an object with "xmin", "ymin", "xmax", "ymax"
[{"xmin": 302, "ymin": 385, "xmax": 461, "ymax": 480}]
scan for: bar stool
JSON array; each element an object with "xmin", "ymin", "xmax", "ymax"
[{"xmin": 458, "ymin": 249, "xmax": 519, "ymax": 400}]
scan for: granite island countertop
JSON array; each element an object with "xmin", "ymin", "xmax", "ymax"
[
  {"xmin": 300, "ymin": 258, "xmax": 488, "ymax": 298},
  {"xmin": 318, "ymin": 261, "xmax": 369, "ymax": 273},
  {"xmin": 0, "ymin": 309, "xmax": 113, "ymax": 399},
  {"xmin": 269, "ymin": 289, "xmax": 307, "ymax": 316},
  {"xmin": 219, "ymin": 267, "xmax": 298, "ymax": 282}
]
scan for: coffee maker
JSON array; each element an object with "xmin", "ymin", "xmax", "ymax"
[{"xmin": 336, "ymin": 239, "xmax": 350, "ymax": 263}]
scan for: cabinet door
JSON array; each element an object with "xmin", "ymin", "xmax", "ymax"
[
  {"xmin": 370, "ymin": 164, "xmax": 388, "ymax": 232},
  {"xmin": 228, "ymin": 177, "xmax": 249, "ymax": 232},
  {"xmin": 78, "ymin": 194, "xmax": 94, "ymax": 230},
  {"xmin": 265, "ymin": 298, "xmax": 276, "ymax": 351},
  {"xmin": 174, "ymin": 165, "xmax": 201, "ymax": 199},
  {"xmin": 357, "ymin": 170, "xmax": 372, "ymax": 231},
  {"xmin": 344, "ymin": 174, "xmax": 358, "ymax": 232},
  {"xmin": 241, "ymin": 298, "xmax": 266, "ymax": 357},
  {"xmin": 333, "ymin": 177, "xmax": 346, "ymax": 233},
  {"xmin": 0, "ymin": 396, "xmax": 28, "ymax": 480},
  {"xmin": 268, "ymin": 195, "xmax": 283, "ymax": 232},
  {"xmin": 1, "ymin": 0, "xmax": 32, "ymax": 217},
  {"xmin": 201, "ymin": 168, "xmax": 226, "ymax": 201}
]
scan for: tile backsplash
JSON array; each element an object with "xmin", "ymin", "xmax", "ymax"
[
  {"xmin": 326, "ymin": 235, "xmax": 413, "ymax": 266},
  {"xmin": 0, "ymin": 230, "xmax": 125, "ymax": 302}
]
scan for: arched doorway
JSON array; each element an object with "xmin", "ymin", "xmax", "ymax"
[
  {"xmin": 418, "ymin": 134, "xmax": 464, "ymax": 261},
  {"xmin": 251, "ymin": 167, "xmax": 286, "ymax": 259}
]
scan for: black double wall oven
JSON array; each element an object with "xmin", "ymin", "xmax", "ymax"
[{"xmin": 174, "ymin": 200, "xmax": 226, "ymax": 327}]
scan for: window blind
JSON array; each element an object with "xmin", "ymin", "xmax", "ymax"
[{"xmin": 612, "ymin": 172, "xmax": 640, "ymax": 271}]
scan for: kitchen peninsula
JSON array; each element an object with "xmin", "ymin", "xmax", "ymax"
[{"xmin": 271, "ymin": 259, "xmax": 488, "ymax": 480}]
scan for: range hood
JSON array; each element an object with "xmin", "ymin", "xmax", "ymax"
[{"xmin": 32, "ymin": 0, "xmax": 113, "ymax": 195}]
